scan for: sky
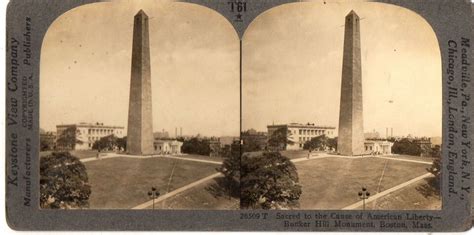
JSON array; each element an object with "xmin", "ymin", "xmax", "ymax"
[
  {"xmin": 40, "ymin": 0, "xmax": 240, "ymax": 137},
  {"xmin": 242, "ymin": 1, "xmax": 442, "ymax": 138}
]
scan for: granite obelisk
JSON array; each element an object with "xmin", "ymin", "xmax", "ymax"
[
  {"xmin": 127, "ymin": 10, "xmax": 154, "ymax": 155},
  {"xmin": 337, "ymin": 10, "xmax": 365, "ymax": 156}
]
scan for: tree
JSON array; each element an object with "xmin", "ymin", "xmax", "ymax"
[
  {"xmin": 40, "ymin": 137, "xmax": 52, "ymax": 151},
  {"xmin": 327, "ymin": 137, "xmax": 337, "ymax": 151},
  {"xmin": 417, "ymin": 145, "xmax": 441, "ymax": 197},
  {"xmin": 241, "ymin": 131, "xmax": 266, "ymax": 153},
  {"xmin": 392, "ymin": 138, "xmax": 421, "ymax": 156},
  {"xmin": 303, "ymin": 135, "xmax": 338, "ymax": 152},
  {"xmin": 40, "ymin": 152, "xmax": 91, "ymax": 209},
  {"xmin": 268, "ymin": 127, "xmax": 294, "ymax": 151},
  {"xmin": 241, "ymin": 151, "xmax": 302, "ymax": 209},
  {"xmin": 426, "ymin": 145, "xmax": 441, "ymax": 190},
  {"xmin": 182, "ymin": 137, "xmax": 211, "ymax": 156},
  {"xmin": 56, "ymin": 127, "xmax": 83, "ymax": 150},
  {"xmin": 242, "ymin": 138, "xmax": 262, "ymax": 153},
  {"xmin": 92, "ymin": 134, "xmax": 118, "ymax": 151},
  {"xmin": 116, "ymin": 136, "xmax": 127, "ymax": 152},
  {"xmin": 216, "ymin": 141, "xmax": 241, "ymax": 198},
  {"xmin": 303, "ymin": 135, "xmax": 329, "ymax": 151}
]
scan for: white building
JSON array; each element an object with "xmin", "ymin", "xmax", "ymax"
[
  {"xmin": 364, "ymin": 140, "xmax": 393, "ymax": 155},
  {"xmin": 153, "ymin": 139, "xmax": 183, "ymax": 155},
  {"xmin": 56, "ymin": 122, "xmax": 124, "ymax": 150},
  {"xmin": 267, "ymin": 123, "xmax": 336, "ymax": 150}
]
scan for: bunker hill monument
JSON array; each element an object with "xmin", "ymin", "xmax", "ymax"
[
  {"xmin": 337, "ymin": 11, "xmax": 365, "ymax": 156},
  {"xmin": 127, "ymin": 10, "xmax": 154, "ymax": 155}
]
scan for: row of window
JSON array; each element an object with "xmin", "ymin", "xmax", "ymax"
[
  {"xmin": 291, "ymin": 129, "xmax": 332, "ymax": 136},
  {"xmin": 86, "ymin": 128, "xmax": 122, "ymax": 135},
  {"xmin": 298, "ymin": 136, "xmax": 314, "ymax": 142},
  {"xmin": 88, "ymin": 136, "xmax": 103, "ymax": 142}
]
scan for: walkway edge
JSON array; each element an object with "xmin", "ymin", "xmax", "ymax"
[
  {"xmin": 341, "ymin": 173, "xmax": 432, "ymax": 210},
  {"xmin": 131, "ymin": 172, "xmax": 223, "ymax": 209}
]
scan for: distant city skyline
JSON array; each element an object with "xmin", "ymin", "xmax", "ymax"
[
  {"xmin": 41, "ymin": 122, "xmax": 237, "ymax": 138},
  {"xmin": 243, "ymin": 124, "xmax": 441, "ymax": 139},
  {"xmin": 242, "ymin": 2, "xmax": 442, "ymax": 138}
]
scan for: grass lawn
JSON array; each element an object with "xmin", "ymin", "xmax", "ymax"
[
  {"xmin": 84, "ymin": 157, "xmax": 218, "ymax": 209},
  {"xmin": 244, "ymin": 150, "xmax": 320, "ymax": 159},
  {"xmin": 174, "ymin": 154, "xmax": 223, "ymax": 162},
  {"xmin": 280, "ymin": 150, "xmax": 310, "ymax": 159},
  {"xmin": 148, "ymin": 176, "xmax": 240, "ymax": 210},
  {"xmin": 295, "ymin": 157, "xmax": 432, "ymax": 209},
  {"xmin": 70, "ymin": 150, "xmax": 101, "ymax": 159},
  {"xmin": 359, "ymin": 177, "xmax": 441, "ymax": 210},
  {"xmin": 40, "ymin": 150, "xmax": 100, "ymax": 159}
]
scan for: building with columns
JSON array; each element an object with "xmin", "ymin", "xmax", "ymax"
[
  {"xmin": 56, "ymin": 122, "xmax": 125, "ymax": 150},
  {"xmin": 267, "ymin": 123, "xmax": 336, "ymax": 150}
]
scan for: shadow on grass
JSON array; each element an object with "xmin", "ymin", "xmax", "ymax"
[
  {"xmin": 416, "ymin": 176, "xmax": 440, "ymax": 198},
  {"xmin": 205, "ymin": 177, "xmax": 240, "ymax": 199}
]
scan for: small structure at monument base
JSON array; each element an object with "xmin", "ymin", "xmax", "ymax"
[
  {"xmin": 153, "ymin": 139, "xmax": 183, "ymax": 155},
  {"xmin": 364, "ymin": 140, "xmax": 393, "ymax": 155}
]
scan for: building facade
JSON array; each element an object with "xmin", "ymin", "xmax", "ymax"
[
  {"xmin": 364, "ymin": 140, "xmax": 393, "ymax": 155},
  {"xmin": 267, "ymin": 123, "xmax": 336, "ymax": 150},
  {"xmin": 56, "ymin": 122, "xmax": 125, "ymax": 150},
  {"xmin": 153, "ymin": 139, "xmax": 183, "ymax": 155}
]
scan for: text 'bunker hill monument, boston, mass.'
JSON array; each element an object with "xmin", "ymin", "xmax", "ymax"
[
  {"xmin": 338, "ymin": 10, "xmax": 365, "ymax": 156},
  {"xmin": 127, "ymin": 10, "xmax": 154, "ymax": 155}
]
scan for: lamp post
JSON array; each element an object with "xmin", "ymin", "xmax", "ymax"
[
  {"xmin": 358, "ymin": 187, "xmax": 370, "ymax": 210},
  {"xmin": 147, "ymin": 187, "xmax": 160, "ymax": 210}
]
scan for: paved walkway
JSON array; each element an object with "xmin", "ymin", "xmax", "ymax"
[
  {"xmin": 341, "ymin": 173, "xmax": 432, "ymax": 210},
  {"xmin": 158, "ymin": 155, "xmax": 221, "ymax": 165},
  {"xmin": 373, "ymin": 156, "xmax": 432, "ymax": 165},
  {"xmin": 80, "ymin": 153, "xmax": 221, "ymax": 165},
  {"xmin": 131, "ymin": 172, "xmax": 222, "ymax": 209}
]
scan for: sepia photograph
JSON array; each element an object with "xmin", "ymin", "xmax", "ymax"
[
  {"xmin": 39, "ymin": 1, "xmax": 240, "ymax": 210},
  {"xmin": 241, "ymin": 2, "xmax": 442, "ymax": 210},
  {"xmin": 4, "ymin": 0, "xmax": 473, "ymax": 231}
]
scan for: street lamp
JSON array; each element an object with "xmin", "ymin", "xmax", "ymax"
[
  {"xmin": 147, "ymin": 187, "xmax": 160, "ymax": 209},
  {"xmin": 358, "ymin": 187, "xmax": 370, "ymax": 210}
]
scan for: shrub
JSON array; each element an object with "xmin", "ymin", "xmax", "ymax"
[
  {"xmin": 392, "ymin": 138, "xmax": 421, "ymax": 156},
  {"xmin": 241, "ymin": 151, "xmax": 302, "ymax": 209},
  {"xmin": 181, "ymin": 137, "xmax": 211, "ymax": 156},
  {"xmin": 216, "ymin": 141, "xmax": 241, "ymax": 197},
  {"xmin": 40, "ymin": 152, "xmax": 91, "ymax": 209}
]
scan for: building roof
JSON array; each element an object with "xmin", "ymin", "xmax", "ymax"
[
  {"xmin": 57, "ymin": 122, "xmax": 124, "ymax": 129},
  {"xmin": 267, "ymin": 123, "xmax": 336, "ymax": 129}
]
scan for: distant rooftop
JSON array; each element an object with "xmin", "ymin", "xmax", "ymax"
[
  {"xmin": 267, "ymin": 123, "xmax": 335, "ymax": 129},
  {"xmin": 57, "ymin": 122, "xmax": 124, "ymax": 129}
]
